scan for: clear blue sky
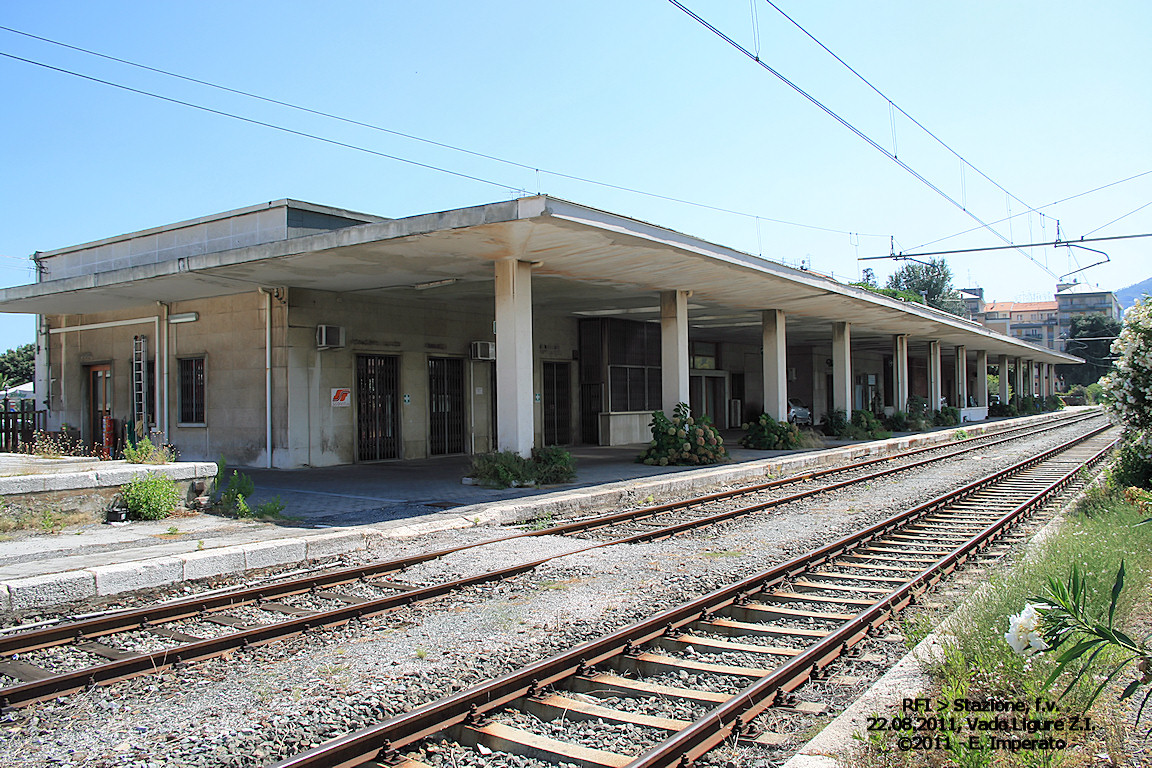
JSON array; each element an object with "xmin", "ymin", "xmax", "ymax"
[{"xmin": 2, "ymin": 1, "xmax": 1150, "ymax": 351}]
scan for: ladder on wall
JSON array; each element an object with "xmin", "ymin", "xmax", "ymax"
[{"xmin": 132, "ymin": 335, "xmax": 149, "ymax": 439}]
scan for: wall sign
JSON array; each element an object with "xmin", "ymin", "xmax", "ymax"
[{"xmin": 331, "ymin": 388, "xmax": 351, "ymax": 407}]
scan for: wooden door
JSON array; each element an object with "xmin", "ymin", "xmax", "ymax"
[{"xmin": 88, "ymin": 364, "xmax": 112, "ymax": 446}]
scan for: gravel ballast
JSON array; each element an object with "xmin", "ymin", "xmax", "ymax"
[{"xmin": 0, "ymin": 419, "xmax": 1109, "ymax": 767}]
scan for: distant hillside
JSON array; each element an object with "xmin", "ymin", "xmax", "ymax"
[{"xmin": 1117, "ymin": 277, "xmax": 1152, "ymax": 308}]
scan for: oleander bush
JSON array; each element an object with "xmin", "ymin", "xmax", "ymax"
[
  {"xmin": 530, "ymin": 445, "xmax": 577, "ymax": 485},
  {"xmin": 638, "ymin": 402, "xmax": 728, "ymax": 466},
  {"xmin": 882, "ymin": 409, "xmax": 909, "ymax": 432},
  {"xmin": 819, "ymin": 408, "xmax": 851, "ymax": 438},
  {"xmin": 851, "ymin": 409, "xmax": 892, "ymax": 440},
  {"xmin": 933, "ymin": 406, "xmax": 961, "ymax": 426},
  {"xmin": 468, "ymin": 446, "xmax": 577, "ymax": 488},
  {"xmin": 821, "ymin": 408, "xmax": 891, "ymax": 440}
]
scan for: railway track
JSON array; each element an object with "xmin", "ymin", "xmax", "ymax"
[
  {"xmin": 0, "ymin": 411, "xmax": 1104, "ymax": 712},
  {"xmin": 270, "ymin": 423, "xmax": 1117, "ymax": 768}
]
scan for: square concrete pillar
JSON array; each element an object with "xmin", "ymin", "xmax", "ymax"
[
  {"xmin": 927, "ymin": 341, "xmax": 942, "ymax": 411},
  {"xmin": 762, "ymin": 309, "xmax": 787, "ymax": 421},
  {"xmin": 928, "ymin": 341, "xmax": 942, "ymax": 411},
  {"xmin": 974, "ymin": 350, "xmax": 988, "ymax": 407},
  {"xmin": 495, "ymin": 259, "xmax": 534, "ymax": 457},
  {"xmin": 1023, "ymin": 359, "xmax": 1034, "ymax": 397},
  {"xmin": 832, "ymin": 322, "xmax": 852, "ymax": 416},
  {"xmin": 955, "ymin": 345, "xmax": 967, "ymax": 407},
  {"xmin": 893, "ymin": 335, "xmax": 909, "ymax": 412},
  {"xmin": 1013, "ymin": 357, "xmax": 1024, "ymax": 403},
  {"xmin": 661, "ymin": 290, "xmax": 690, "ymax": 414},
  {"xmin": 998, "ymin": 354, "xmax": 1010, "ymax": 405}
]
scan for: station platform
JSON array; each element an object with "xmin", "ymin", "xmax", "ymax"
[{"xmin": 0, "ymin": 411, "xmax": 1083, "ymax": 612}]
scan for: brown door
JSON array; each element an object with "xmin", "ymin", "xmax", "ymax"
[{"xmin": 88, "ymin": 364, "xmax": 112, "ymax": 446}]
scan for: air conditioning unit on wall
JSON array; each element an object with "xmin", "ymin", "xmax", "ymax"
[
  {"xmin": 316, "ymin": 325, "xmax": 345, "ymax": 350},
  {"xmin": 470, "ymin": 341, "xmax": 496, "ymax": 360}
]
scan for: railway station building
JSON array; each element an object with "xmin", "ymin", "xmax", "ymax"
[{"xmin": 0, "ymin": 197, "xmax": 1081, "ymax": 467}]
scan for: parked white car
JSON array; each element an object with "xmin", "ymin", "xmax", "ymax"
[{"xmin": 787, "ymin": 398, "xmax": 812, "ymax": 425}]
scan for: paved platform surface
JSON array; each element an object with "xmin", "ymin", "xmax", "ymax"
[
  {"xmin": 0, "ymin": 412, "xmax": 1081, "ymax": 611},
  {"xmin": 0, "ymin": 432, "xmax": 794, "ymax": 585}
]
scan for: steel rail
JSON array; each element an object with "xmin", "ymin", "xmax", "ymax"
[
  {"xmin": 0, "ymin": 416, "xmax": 1106, "ymax": 711},
  {"xmin": 623, "ymin": 437, "xmax": 1116, "ymax": 767},
  {"xmin": 0, "ymin": 410, "xmax": 1098, "ymax": 661},
  {"xmin": 267, "ymin": 424, "xmax": 1114, "ymax": 768}
]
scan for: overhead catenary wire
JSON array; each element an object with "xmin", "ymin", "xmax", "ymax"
[
  {"xmin": 0, "ymin": 51, "xmax": 520, "ymax": 193},
  {"xmin": 667, "ymin": 0, "xmax": 1057, "ymax": 278},
  {"xmin": 1083, "ymin": 199, "xmax": 1152, "ymax": 237},
  {"xmin": 0, "ymin": 25, "xmax": 886, "ymax": 240},
  {"xmin": 858, "ymin": 231, "xmax": 1152, "ymax": 261},
  {"xmin": 912, "ymin": 168, "xmax": 1152, "ymax": 249},
  {"xmin": 758, "ymin": 0, "xmax": 1046, "ymax": 222}
]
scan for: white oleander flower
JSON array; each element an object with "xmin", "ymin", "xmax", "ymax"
[{"xmin": 1005, "ymin": 603, "xmax": 1049, "ymax": 655}]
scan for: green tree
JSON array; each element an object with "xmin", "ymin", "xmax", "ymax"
[
  {"xmin": 1057, "ymin": 313, "xmax": 1121, "ymax": 387},
  {"xmin": 0, "ymin": 343, "xmax": 34, "ymax": 386},
  {"xmin": 885, "ymin": 258, "xmax": 965, "ymax": 315},
  {"xmin": 1101, "ymin": 297, "xmax": 1152, "ymax": 487}
]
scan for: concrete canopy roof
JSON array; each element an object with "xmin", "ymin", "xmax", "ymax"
[{"xmin": 0, "ymin": 196, "xmax": 1079, "ymax": 365}]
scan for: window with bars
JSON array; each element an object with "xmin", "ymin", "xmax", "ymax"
[{"xmin": 179, "ymin": 357, "xmax": 206, "ymax": 424}]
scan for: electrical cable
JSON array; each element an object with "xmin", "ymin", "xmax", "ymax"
[
  {"xmin": 0, "ymin": 51, "xmax": 519, "ymax": 192},
  {"xmin": 912, "ymin": 169, "xmax": 1152, "ymax": 249},
  {"xmin": 759, "ymin": 0, "xmax": 1045, "ymax": 221},
  {"xmin": 858, "ymin": 231, "xmax": 1152, "ymax": 261},
  {"xmin": 667, "ymin": 0, "xmax": 1055, "ymax": 276},
  {"xmin": 1083, "ymin": 199, "xmax": 1152, "ymax": 237},
  {"xmin": 0, "ymin": 25, "xmax": 887, "ymax": 239}
]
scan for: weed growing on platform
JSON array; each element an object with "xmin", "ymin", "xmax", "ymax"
[
  {"xmin": 218, "ymin": 469, "xmax": 256, "ymax": 515},
  {"xmin": 123, "ymin": 436, "xmax": 173, "ymax": 464},
  {"xmin": 250, "ymin": 495, "xmax": 287, "ymax": 519},
  {"xmin": 22, "ymin": 430, "xmax": 102, "ymax": 460},
  {"xmin": 122, "ymin": 472, "xmax": 181, "ymax": 520}
]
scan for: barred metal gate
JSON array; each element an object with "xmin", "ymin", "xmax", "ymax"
[
  {"xmin": 542, "ymin": 361, "xmax": 571, "ymax": 445},
  {"xmin": 428, "ymin": 357, "xmax": 465, "ymax": 455},
  {"xmin": 356, "ymin": 355, "xmax": 400, "ymax": 461}
]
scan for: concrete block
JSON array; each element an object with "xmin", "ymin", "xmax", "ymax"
[
  {"xmin": 304, "ymin": 531, "xmax": 365, "ymax": 561},
  {"xmin": 94, "ymin": 466, "xmax": 148, "ymax": 487},
  {"xmin": 243, "ymin": 538, "xmax": 306, "ymax": 570},
  {"xmin": 179, "ymin": 548, "xmax": 246, "ymax": 581},
  {"xmin": 0, "ymin": 475, "xmax": 49, "ymax": 494},
  {"xmin": 42, "ymin": 472, "xmax": 99, "ymax": 492},
  {"xmin": 0, "ymin": 584, "xmax": 9, "ymax": 611},
  {"xmin": 93, "ymin": 557, "xmax": 184, "ymax": 596},
  {"xmin": 5, "ymin": 570, "xmax": 97, "ymax": 610}
]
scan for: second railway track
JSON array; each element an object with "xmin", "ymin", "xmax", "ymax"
[
  {"xmin": 271, "ymin": 423, "xmax": 1118, "ymax": 768},
  {"xmin": 0, "ymin": 410, "xmax": 1108, "ymax": 712}
]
